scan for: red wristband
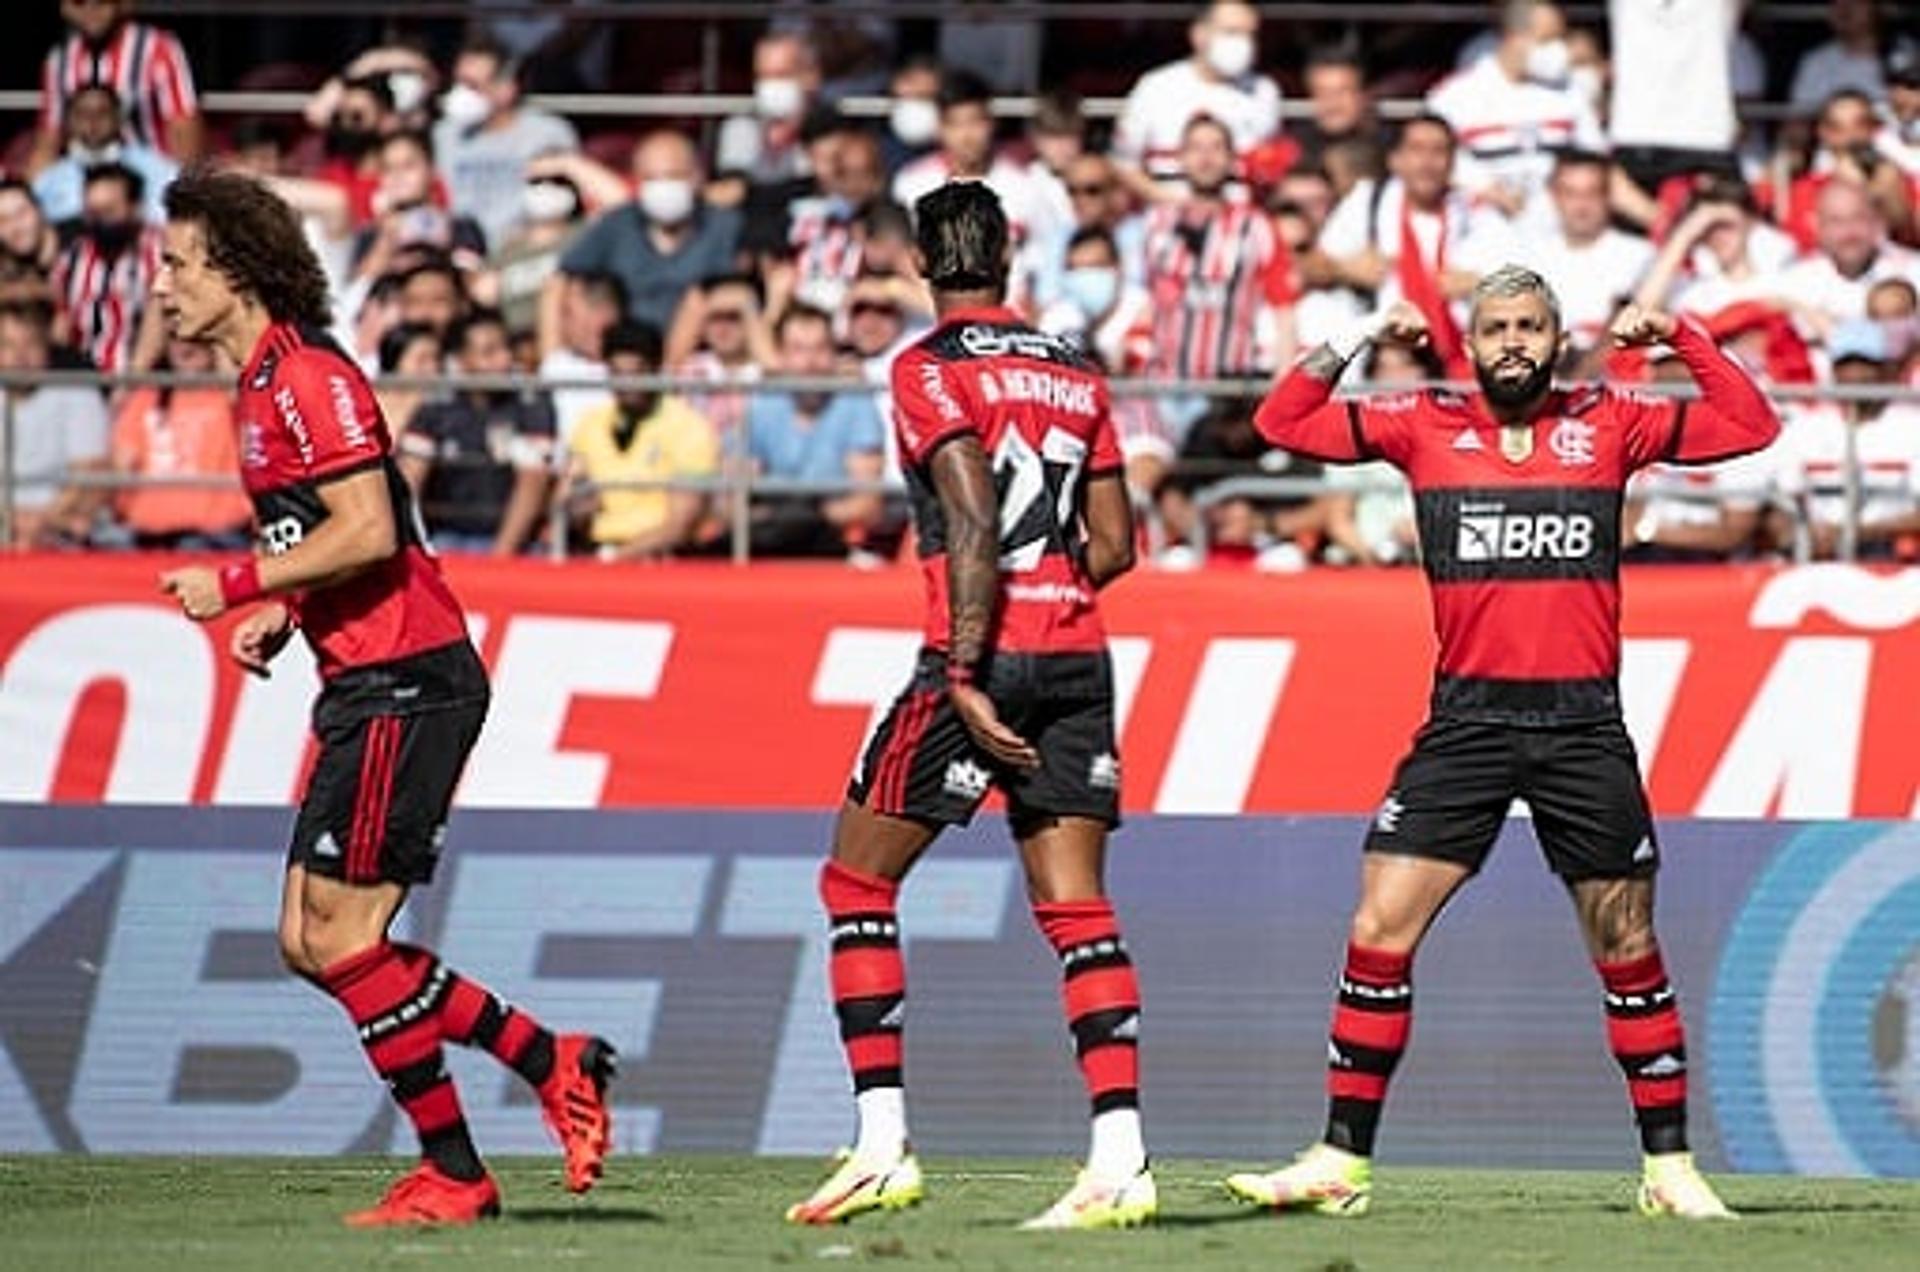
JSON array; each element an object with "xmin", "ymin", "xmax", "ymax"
[{"xmin": 217, "ymin": 559, "xmax": 265, "ymax": 608}]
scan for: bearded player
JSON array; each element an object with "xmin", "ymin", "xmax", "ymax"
[
  {"xmin": 152, "ymin": 169, "xmax": 613, "ymax": 1226},
  {"xmin": 784, "ymin": 182, "xmax": 1148, "ymax": 1231},
  {"xmin": 1222, "ymin": 267, "xmax": 1779, "ymax": 1219}
]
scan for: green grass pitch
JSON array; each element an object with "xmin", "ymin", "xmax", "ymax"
[{"xmin": 3, "ymin": 1155, "xmax": 1918, "ymax": 1270}]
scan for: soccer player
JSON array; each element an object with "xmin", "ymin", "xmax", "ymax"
[
  {"xmin": 1222, "ymin": 267, "xmax": 1778, "ymax": 1220},
  {"xmin": 784, "ymin": 182, "xmax": 1148, "ymax": 1231},
  {"xmin": 151, "ymin": 169, "xmax": 613, "ymax": 1227}
]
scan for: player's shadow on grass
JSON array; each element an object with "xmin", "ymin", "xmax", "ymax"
[{"xmin": 507, "ymin": 1205, "xmax": 665, "ymax": 1224}]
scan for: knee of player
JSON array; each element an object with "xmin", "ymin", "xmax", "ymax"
[{"xmin": 1348, "ymin": 906, "xmax": 1421, "ymax": 954}]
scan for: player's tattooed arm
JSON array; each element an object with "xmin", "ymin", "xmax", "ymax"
[
  {"xmin": 929, "ymin": 433, "xmax": 1040, "ymax": 771},
  {"xmin": 1299, "ymin": 342, "xmax": 1353, "ymax": 382},
  {"xmin": 929, "ymin": 434, "xmax": 999, "ymax": 675}
]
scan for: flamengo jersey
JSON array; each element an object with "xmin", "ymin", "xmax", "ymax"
[
  {"xmin": 890, "ymin": 306, "xmax": 1123, "ymax": 656},
  {"xmin": 235, "ymin": 322, "xmax": 470, "ymax": 679},
  {"xmin": 1255, "ymin": 316, "xmax": 1779, "ymax": 725}
]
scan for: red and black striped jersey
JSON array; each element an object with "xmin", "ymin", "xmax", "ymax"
[
  {"xmin": 51, "ymin": 226, "xmax": 160, "ymax": 373},
  {"xmin": 234, "ymin": 322, "xmax": 469, "ymax": 679},
  {"xmin": 40, "ymin": 22, "xmax": 197, "ymax": 155},
  {"xmin": 1141, "ymin": 199, "xmax": 1292, "ymax": 380},
  {"xmin": 1255, "ymin": 316, "xmax": 1781, "ymax": 725},
  {"xmin": 890, "ymin": 306, "xmax": 1123, "ymax": 656}
]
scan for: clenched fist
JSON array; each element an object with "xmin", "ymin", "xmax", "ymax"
[
  {"xmin": 1609, "ymin": 303, "xmax": 1677, "ymax": 349},
  {"xmin": 1376, "ymin": 300, "xmax": 1431, "ymax": 349}
]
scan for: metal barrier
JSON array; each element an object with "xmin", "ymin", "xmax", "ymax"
[{"xmin": 6, "ymin": 368, "xmax": 1919, "ymax": 563}]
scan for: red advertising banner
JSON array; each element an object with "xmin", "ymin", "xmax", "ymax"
[{"xmin": 2, "ymin": 555, "xmax": 1917, "ymax": 817}]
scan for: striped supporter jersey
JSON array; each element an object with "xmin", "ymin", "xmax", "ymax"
[
  {"xmin": 890, "ymin": 306, "xmax": 1123, "ymax": 656},
  {"xmin": 1141, "ymin": 199, "xmax": 1291, "ymax": 380},
  {"xmin": 40, "ymin": 21, "xmax": 197, "ymax": 155},
  {"xmin": 1254, "ymin": 316, "xmax": 1780, "ymax": 725}
]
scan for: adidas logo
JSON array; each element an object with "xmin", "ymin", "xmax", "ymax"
[
  {"xmin": 1452, "ymin": 428, "xmax": 1483, "ymax": 452},
  {"xmin": 1632, "ymin": 837, "xmax": 1656, "ymax": 864},
  {"xmin": 312, "ymin": 831, "xmax": 341, "ymax": 859},
  {"xmin": 1109, "ymin": 1012, "xmax": 1141, "ymax": 1041},
  {"xmin": 1089, "ymin": 752, "xmax": 1121, "ymax": 791},
  {"xmin": 877, "ymin": 1001, "xmax": 906, "ymax": 1030},
  {"xmin": 1374, "ymin": 796, "xmax": 1404, "ymax": 834},
  {"xmin": 1327, "ymin": 1040, "xmax": 1349, "ymax": 1067},
  {"xmin": 1641, "ymin": 1052, "xmax": 1686, "ymax": 1077}
]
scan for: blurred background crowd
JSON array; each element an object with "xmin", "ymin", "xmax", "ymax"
[{"xmin": 1, "ymin": 0, "xmax": 1917, "ymax": 568}]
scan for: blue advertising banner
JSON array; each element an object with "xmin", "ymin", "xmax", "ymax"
[{"xmin": 1, "ymin": 808, "xmax": 1914, "ymax": 1176}]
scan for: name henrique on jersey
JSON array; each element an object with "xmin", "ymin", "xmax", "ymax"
[
  {"xmin": 235, "ymin": 322, "xmax": 470, "ymax": 678},
  {"xmin": 1255, "ymin": 316, "xmax": 1779, "ymax": 725},
  {"xmin": 890, "ymin": 306, "xmax": 1123, "ymax": 656}
]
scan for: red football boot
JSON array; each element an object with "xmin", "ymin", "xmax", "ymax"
[
  {"xmin": 343, "ymin": 1161, "xmax": 501, "ymax": 1227},
  {"xmin": 538, "ymin": 1034, "xmax": 617, "ymax": 1193}
]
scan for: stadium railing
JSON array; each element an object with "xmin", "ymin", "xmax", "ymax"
[{"xmin": 4, "ymin": 368, "xmax": 1916, "ymax": 564}]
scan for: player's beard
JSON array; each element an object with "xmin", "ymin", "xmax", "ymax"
[{"xmin": 1475, "ymin": 353, "xmax": 1553, "ymax": 412}]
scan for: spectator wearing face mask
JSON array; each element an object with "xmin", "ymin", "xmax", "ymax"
[
  {"xmin": 33, "ymin": 83, "xmax": 174, "ymax": 225},
  {"xmin": 564, "ymin": 321, "xmax": 721, "ymax": 560},
  {"xmin": 50, "ymin": 161, "xmax": 162, "ymax": 373},
  {"xmin": 1113, "ymin": 1, "xmax": 1281, "ymax": 189},
  {"xmin": 547, "ymin": 130, "xmax": 740, "ymax": 339},
  {"xmin": 30, "ymin": 0, "xmax": 201, "ymax": 176},
  {"xmin": 492, "ymin": 170, "xmax": 584, "ymax": 339},
  {"xmin": 397, "ymin": 307, "xmax": 556, "ymax": 555},
  {"xmin": 1039, "ymin": 227, "xmax": 1151, "ymax": 378},
  {"xmin": 716, "ymin": 31, "xmax": 821, "ymax": 185},
  {"xmin": 350, "ymin": 131, "xmax": 487, "ymax": 285},
  {"xmin": 1426, "ymin": 0, "xmax": 1606, "ymax": 233},
  {"xmin": 434, "ymin": 32, "xmax": 579, "ymax": 250},
  {"xmin": 880, "ymin": 54, "xmax": 943, "ymax": 177}
]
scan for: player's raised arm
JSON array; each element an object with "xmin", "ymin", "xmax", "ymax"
[
  {"xmin": 1612, "ymin": 304, "xmax": 1782, "ymax": 467},
  {"xmin": 1253, "ymin": 301, "xmax": 1430, "ymax": 462}
]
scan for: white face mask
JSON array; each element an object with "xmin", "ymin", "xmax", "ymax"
[
  {"xmin": 1205, "ymin": 31, "xmax": 1256, "ymax": 80},
  {"xmin": 69, "ymin": 140, "xmax": 122, "ymax": 166},
  {"xmin": 440, "ymin": 82, "xmax": 492, "ymax": 129},
  {"xmin": 387, "ymin": 70, "xmax": 429, "ymax": 116},
  {"xmin": 1525, "ymin": 38, "xmax": 1571, "ymax": 86},
  {"xmin": 755, "ymin": 77, "xmax": 806, "ymax": 121},
  {"xmin": 1569, "ymin": 65, "xmax": 1604, "ymax": 108},
  {"xmin": 638, "ymin": 178, "xmax": 696, "ymax": 226},
  {"xmin": 523, "ymin": 180, "xmax": 578, "ymax": 223},
  {"xmin": 890, "ymin": 97, "xmax": 939, "ymax": 147}
]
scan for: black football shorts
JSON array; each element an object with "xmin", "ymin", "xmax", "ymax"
[
  {"xmin": 849, "ymin": 650, "xmax": 1121, "ymax": 836},
  {"xmin": 1362, "ymin": 716, "xmax": 1659, "ymax": 881},
  {"xmin": 289, "ymin": 640, "xmax": 489, "ymax": 887}
]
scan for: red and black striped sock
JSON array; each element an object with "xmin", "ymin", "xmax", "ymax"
[
  {"xmin": 821, "ymin": 861, "xmax": 906, "ymax": 1094},
  {"xmin": 320, "ymin": 943, "xmax": 485, "ymax": 1182},
  {"xmin": 1324, "ymin": 942, "xmax": 1413, "ymax": 1158},
  {"xmin": 1598, "ymin": 949, "xmax": 1689, "ymax": 1155},
  {"xmin": 426, "ymin": 946, "xmax": 557, "ymax": 1088},
  {"xmin": 1034, "ymin": 899, "xmax": 1142, "ymax": 1115}
]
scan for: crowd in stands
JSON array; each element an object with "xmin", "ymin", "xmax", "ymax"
[{"xmin": 4, "ymin": 0, "xmax": 1920, "ymax": 565}]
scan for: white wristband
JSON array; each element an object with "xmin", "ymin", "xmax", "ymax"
[{"xmin": 1326, "ymin": 312, "xmax": 1389, "ymax": 365}]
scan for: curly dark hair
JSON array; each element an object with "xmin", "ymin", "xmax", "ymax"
[{"xmin": 163, "ymin": 167, "xmax": 331, "ymax": 328}]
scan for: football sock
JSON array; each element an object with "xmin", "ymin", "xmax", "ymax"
[
  {"xmin": 320, "ymin": 943, "xmax": 485, "ymax": 1182},
  {"xmin": 1323, "ymin": 942, "xmax": 1413, "ymax": 1158},
  {"xmin": 426, "ymin": 945, "xmax": 557, "ymax": 1088},
  {"xmin": 1034, "ymin": 898, "xmax": 1146, "ymax": 1180},
  {"xmin": 1597, "ymin": 948, "xmax": 1689, "ymax": 1155},
  {"xmin": 821, "ymin": 860, "xmax": 909, "ymax": 1160}
]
